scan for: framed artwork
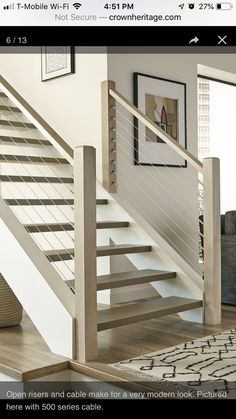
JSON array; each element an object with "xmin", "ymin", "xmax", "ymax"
[
  {"xmin": 41, "ymin": 46, "xmax": 75, "ymax": 81},
  {"xmin": 133, "ymin": 72, "xmax": 187, "ymax": 167}
]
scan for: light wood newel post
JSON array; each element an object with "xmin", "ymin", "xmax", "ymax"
[
  {"xmin": 74, "ymin": 146, "xmax": 97, "ymax": 362},
  {"xmin": 203, "ymin": 157, "xmax": 221, "ymax": 325},
  {"xmin": 101, "ymin": 80, "xmax": 117, "ymax": 193}
]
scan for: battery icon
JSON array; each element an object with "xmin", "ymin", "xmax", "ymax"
[{"xmin": 216, "ymin": 3, "xmax": 233, "ymax": 9}]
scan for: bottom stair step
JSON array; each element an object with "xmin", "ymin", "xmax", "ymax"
[{"xmin": 97, "ymin": 296, "xmax": 203, "ymax": 331}]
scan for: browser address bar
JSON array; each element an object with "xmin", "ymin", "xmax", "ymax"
[{"xmin": 0, "ymin": 0, "xmax": 235, "ymax": 27}]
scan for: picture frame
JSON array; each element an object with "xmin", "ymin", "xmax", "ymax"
[
  {"xmin": 133, "ymin": 72, "xmax": 187, "ymax": 167},
  {"xmin": 41, "ymin": 46, "xmax": 75, "ymax": 81}
]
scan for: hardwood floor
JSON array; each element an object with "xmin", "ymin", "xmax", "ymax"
[
  {"xmin": 0, "ymin": 307, "xmax": 235, "ymax": 380},
  {"xmin": 97, "ymin": 306, "xmax": 236, "ymax": 364},
  {"xmin": 0, "ymin": 313, "xmax": 69, "ymax": 380}
]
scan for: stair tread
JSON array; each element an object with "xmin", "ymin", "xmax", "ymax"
[
  {"xmin": 24, "ymin": 223, "xmax": 74, "ymax": 233},
  {"xmin": 97, "ymin": 269, "xmax": 176, "ymax": 290},
  {"xmin": 97, "ymin": 296, "xmax": 203, "ymax": 331},
  {"xmin": 97, "ymin": 221, "xmax": 129, "ymax": 229},
  {"xmin": 0, "ymin": 154, "xmax": 69, "ymax": 164},
  {"xmin": 97, "ymin": 244, "xmax": 152, "ymax": 257},
  {"xmin": 5, "ymin": 198, "xmax": 108, "ymax": 206},
  {"xmin": 67, "ymin": 269, "xmax": 176, "ymax": 292},
  {"xmin": 0, "ymin": 120, "xmax": 36, "ymax": 129},
  {"xmin": 0, "ymin": 175, "xmax": 74, "ymax": 183},
  {"xmin": 44, "ymin": 248, "xmax": 74, "ymax": 262},
  {"xmin": 0, "ymin": 105, "xmax": 22, "ymax": 113},
  {"xmin": 0, "ymin": 135, "xmax": 52, "ymax": 146},
  {"xmin": 44, "ymin": 244, "xmax": 152, "ymax": 262},
  {"xmin": 24, "ymin": 220, "xmax": 129, "ymax": 233}
]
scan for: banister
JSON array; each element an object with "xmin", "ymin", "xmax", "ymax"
[
  {"xmin": 109, "ymin": 87, "xmax": 203, "ymax": 173},
  {"xmin": 0, "ymin": 74, "xmax": 73, "ymax": 160}
]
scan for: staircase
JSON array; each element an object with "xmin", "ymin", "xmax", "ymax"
[{"xmin": 0, "ymin": 75, "xmax": 220, "ymax": 362}]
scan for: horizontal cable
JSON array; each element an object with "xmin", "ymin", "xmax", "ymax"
[
  {"xmin": 0, "ymin": 176, "xmax": 74, "ymax": 281},
  {"xmin": 113, "ymin": 129, "xmax": 204, "ymax": 243},
  {"xmin": 109, "ymin": 89, "xmax": 203, "ymax": 173},
  {"xmin": 113, "ymin": 143, "xmax": 204, "ymax": 266},
  {"xmin": 0, "ymin": 125, "xmax": 76, "ymax": 239},
  {"xmin": 0, "ymin": 100, "xmax": 75, "ymax": 231},
  {"xmin": 114, "ymin": 108, "xmax": 204, "ymax": 226},
  {"xmin": 116, "ymin": 174, "xmax": 203, "ymax": 276},
  {"xmin": 0, "ymin": 96, "xmax": 74, "ymax": 198},
  {"xmin": 0, "ymin": 106, "xmax": 76, "ymax": 278},
  {"xmin": 114, "ymin": 105, "xmax": 203, "ymax": 183},
  {"xmin": 113, "ymin": 124, "xmax": 204, "ymax": 231}
]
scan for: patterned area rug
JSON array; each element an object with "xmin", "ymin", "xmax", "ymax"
[{"xmin": 111, "ymin": 329, "xmax": 236, "ymax": 398}]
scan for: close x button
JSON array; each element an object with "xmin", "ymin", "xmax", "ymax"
[{"xmin": 218, "ymin": 35, "xmax": 228, "ymax": 45}]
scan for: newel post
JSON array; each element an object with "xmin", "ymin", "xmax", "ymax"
[
  {"xmin": 203, "ymin": 157, "xmax": 221, "ymax": 325},
  {"xmin": 74, "ymin": 146, "xmax": 97, "ymax": 362},
  {"xmin": 101, "ymin": 80, "xmax": 117, "ymax": 193}
]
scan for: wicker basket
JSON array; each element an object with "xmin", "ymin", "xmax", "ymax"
[{"xmin": 0, "ymin": 275, "xmax": 23, "ymax": 327}]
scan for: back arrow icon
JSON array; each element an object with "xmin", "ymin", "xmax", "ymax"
[{"xmin": 189, "ymin": 36, "xmax": 199, "ymax": 45}]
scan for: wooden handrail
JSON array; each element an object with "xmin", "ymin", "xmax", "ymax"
[
  {"xmin": 0, "ymin": 74, "xmax": 73, "ymax": 160},
  {"xmin": 109, "ymin": 88, "xmax": 203, "ymax": 173}
]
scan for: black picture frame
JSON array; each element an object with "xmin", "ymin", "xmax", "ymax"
[
  {"xmin": 133, "ymin": 72, "xmax": 187, "ymax": 167},
  {"xmin": 41, "ymin": 46, "xmax": 75, "ymax": 82}
]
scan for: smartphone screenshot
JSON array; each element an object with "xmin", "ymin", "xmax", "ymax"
[{"xmin": 0, "ymin": 0, "xmax": 235, "ymax": 412}]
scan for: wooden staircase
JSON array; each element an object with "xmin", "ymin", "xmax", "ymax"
[{"xmin": 0, "ymin": 76, "xmax": 207, "ymax": 362}]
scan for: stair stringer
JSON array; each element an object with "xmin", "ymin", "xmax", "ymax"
[
  {"xmin": 0, "ymin": 197, "xmax": 75, "ymax": 358},
  {"xmin": 96, "ymin": 183, "xmax": 203, "ymax": 323}
]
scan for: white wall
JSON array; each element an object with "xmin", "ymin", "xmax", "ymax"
[
  {"xmin": 108, "ymin": 53, "xmax": 236, "ymax": 269},
  {"xmin": 0, "ymin": 48, "xmax": 107, "ymax": 179}
]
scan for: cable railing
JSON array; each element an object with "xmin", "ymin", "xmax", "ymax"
[
  {"xmin": 114, "ymin": 105, "xmax": 205, "ymax": 266},
  {"xmin": 0, "ymin": 170, "xmax": 74, "ymax": 281},
  {"xmin": 113, "ymin": 116, "xmax": 204, "ymax": 230},
  {"xmin": 101, "ymin": 80, "xmax": 221, "ymax": 326},
  {"xmin": 0, "ymin": 143, "xmax": 75, "ymax": 281},
  {"xmin": 115, "ymin": 106, "xmax": 205, "ymax": 218},
  {"xmin": 0, "ymin": 94, "xmax": 74, "ymax": 192},
  {"xmin": 111, "ymin": 102, "xmax": 203, "ymax": 273},
  {"xmin": 112, "ymin": 131, "xmax": 204, "ymax": 275},
  {"xmin": 0, "ymin": 88, "xmax": 76, "ymax": 283}
]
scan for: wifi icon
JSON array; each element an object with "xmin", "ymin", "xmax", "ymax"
[{"xmin": 73, "ymin": 3, "xmax": 82, "ymax": 9}]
